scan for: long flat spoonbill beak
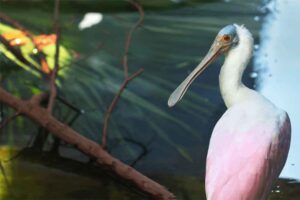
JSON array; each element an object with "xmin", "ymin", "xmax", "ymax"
[{"xmin": 167, "ymin": 40, "xmax": 224, "ymax": 107}]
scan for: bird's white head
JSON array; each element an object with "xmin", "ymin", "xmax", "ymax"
[{"xmin": 168, "ymin": 24, "xmax": 253, "ymax": 107}]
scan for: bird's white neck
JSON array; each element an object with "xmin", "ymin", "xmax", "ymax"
[{"xmin": 219, "ymin": 25, "xmax": 254, "ymax": 108}]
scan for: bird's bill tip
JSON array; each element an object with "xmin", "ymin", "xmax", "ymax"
[{"xmin": 167, "ymin": 98, "xmax": 176, "ymax": 107}]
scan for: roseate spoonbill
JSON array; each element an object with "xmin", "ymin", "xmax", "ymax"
[{"xmin": 168, "ymin": 24, "xmax": 291, "ymax": 200}]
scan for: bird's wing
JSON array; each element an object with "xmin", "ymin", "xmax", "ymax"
[{"xmin": 205, "ymin": 105, "xmax": 291, "ymax": 200}]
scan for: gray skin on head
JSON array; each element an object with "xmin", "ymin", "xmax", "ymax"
[
  {"xmin": 218, "ymin": 24, "xmax": 237, "ymax": 37},
  {"xmin": 217, "ymin": 24, "xmax": 239, "ymax": 49}
]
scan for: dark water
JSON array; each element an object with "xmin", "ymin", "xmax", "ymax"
[{"xmin": 0, "ymin": 0, "xmax": 299, "ymax": 199}]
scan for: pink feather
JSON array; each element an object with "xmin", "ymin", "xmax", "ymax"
[{"xmin": 205, "ymin": 101, "xmax": 291, "ymax": 200}]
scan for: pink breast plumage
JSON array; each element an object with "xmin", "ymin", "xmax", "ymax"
[{"xmin": 205, "ymin": 107, "xmax": 291, "ymax": 200}]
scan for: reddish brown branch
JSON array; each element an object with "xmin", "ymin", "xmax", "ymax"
[
  {"xmin": 101, "ymin": 68, "xmax": 144, "ymax": 148},
  {"xmin": 0, "ymin": 112, "xmax": 20, "ymax": 129},
  {"xmin": 122, "ymin": 0, "xmax": 145, "ymax": 78},
  {"xmin": 101, "ymin": 0, "xmax": 145, "ymax": 148},
  {"xmin": 47, "ymin": 0, "xmax": 61, "ymax": 113},
  {"xmin": 0, "ymin": 87, "xmax": 176, "ymax": 200},
  {"xmin": 0, "ymin": 91, "xmax": 47, "ymax": 130},
  {"xmin": 0, "ymin": 13, "xmax": 50, "ymax": 74},
  {"xmin": 128, "ymin": 68, "xmax": 144, "ymax": 81},
  {"xmin": 30, "ymin": 93, "xmax": 49, "ymax": 105}
]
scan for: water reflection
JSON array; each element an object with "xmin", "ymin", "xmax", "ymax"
[{"xmin": 255, "ymin": 0, "xmax": 300, "ymax": 181}]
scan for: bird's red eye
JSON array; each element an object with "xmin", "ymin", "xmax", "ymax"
[{"xmin": 223, "ymin": 35, "xmax": 231, "ymax": 42}]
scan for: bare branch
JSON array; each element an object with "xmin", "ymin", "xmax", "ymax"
[
  {"xmin": 30, "ymin": 93, "xmax": 49, "ymax": 105},
  {"xmin": 122, "ymin": 0, "xmax": 145, "ymax": 78},
  {"xmin": 47, "ymin": 0, "xmax": 61, "ymax": 113},
  {"xmin": 101, "ymin": 0, "xmax": 145, "ymax": 148},
  {"xmin": 0, "ymin": 93, "xmax": 47, "ymax": 141},
  {"xmin": 0, "ymin": 86, "xmax": 176, "ymax": 200},
  {"xmin": 128, "ymin": 68, "xmax": 144, "ymax": 81},
  {"xmin": 101, "ymin": 68, "xmax": 143, "ymax": 148}
]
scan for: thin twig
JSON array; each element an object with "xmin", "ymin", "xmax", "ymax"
[
  {"xmin": 47, "ymin": 0, "xmax": 61, "ymax": 113},
  {"xmin": 0, "ymin": 112, "xmax": 20, "ymax": 129},
  {"xmin": 101, "ymin": 0, "xmax": 145, "ymax": 149},
  {"xmin": 122, "ymin": 0, "xmax": 145, "ymax": 79},
  {"xmin": 127, "ymin": 68, "xmax": 144, "ymax": 81},
  {"xmin": 101, "ymin": 69, "xmax": 144, "ymax": 148}
]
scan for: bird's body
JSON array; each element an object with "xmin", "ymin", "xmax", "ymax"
[
  {"xmin": 168, "ymin": 24, "xmax": 291, "ymax": 200},
  {"xmin": 205, "ymin": 25, "xmax": 291, "ymax": 200},
  {"xmin": 206, "ymin": 98, "xmax": 291, "ymax": 200}
]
